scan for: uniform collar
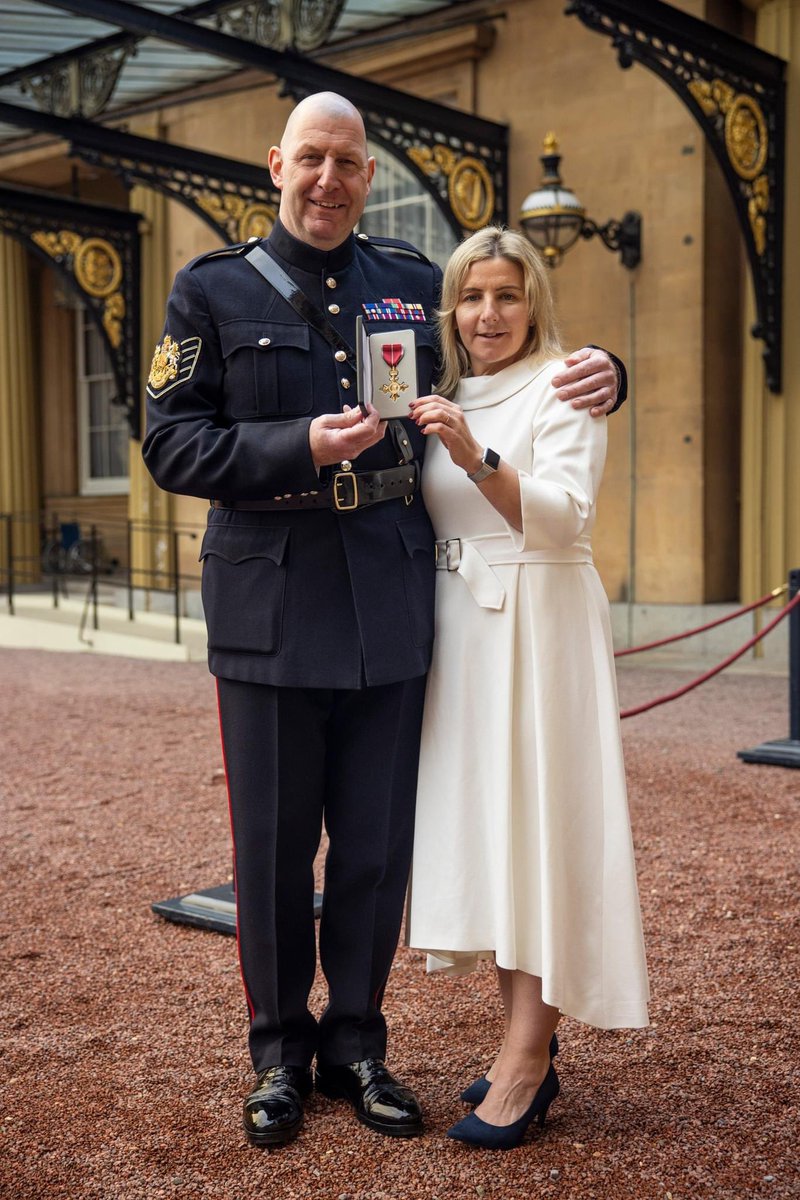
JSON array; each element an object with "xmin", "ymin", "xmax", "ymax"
[{"xmin": 267, "ymin": 218, "xmax": 356, "ymax": 274}]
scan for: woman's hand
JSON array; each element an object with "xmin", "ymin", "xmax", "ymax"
[
  {"xmin": 409, "ymin": 394, "xmax": 522, "ymax": 530},
  {"xmin": 408, "ymin": 395, "xmax": 483, "ymax": 475}
]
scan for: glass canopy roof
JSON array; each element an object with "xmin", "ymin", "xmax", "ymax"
[{"xmin": 0, "ymin": 0, "xmax": 470, "ymax": 149}]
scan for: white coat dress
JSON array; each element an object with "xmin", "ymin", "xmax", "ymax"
[{"xmin": 407, "ymin": 355, "xmax": 650, "ymax": 1030}]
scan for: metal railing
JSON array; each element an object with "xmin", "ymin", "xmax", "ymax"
[{"xmin": 0, "ymin": 510, "xmax": 205, "ymax": 645}]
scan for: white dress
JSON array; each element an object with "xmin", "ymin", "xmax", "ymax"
[{"xmin": 407, "ymin": 355, "xmax": 650, "ymax": 1030}]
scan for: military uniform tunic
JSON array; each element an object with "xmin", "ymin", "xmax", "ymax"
[
  {"xmin": 143, "ymin": 219, "xmax": 442, "ymax": 689},
  {"xmin": 143, "ymin": 219, "xmax": 443, "ymax": 1071}
]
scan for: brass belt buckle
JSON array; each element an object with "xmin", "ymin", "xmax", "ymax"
[{"xmin": 333, "ymin": 471, "xmax": 359, "ymax": 511}]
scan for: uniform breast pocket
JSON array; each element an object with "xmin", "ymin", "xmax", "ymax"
[
  {"xmin": 200, "ymin": 525, "xmax": 289, "ymax": 656},
  {"xmin": 219, "ymin": 319, "xmax": 313, "ymax": 418}
]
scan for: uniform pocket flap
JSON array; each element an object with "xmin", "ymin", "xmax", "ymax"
[
  {"xmin": 397, "ymin": 517, "xmax": 433, "ymax": 558},
  {"xmin": 199, "ymin": 524, "xmax": 290, "ymax": 566},
  {"xmin": 219, "ymin": 319, "xmax": 310, "ymax": 358}
]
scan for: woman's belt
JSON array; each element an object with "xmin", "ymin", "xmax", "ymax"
[
  {"xmin": 213, "ymin": 462, "xmax": 419, "ymax": 513},
  {"xmin": 434, "ymin": 533, "xmax": 593, "ymax": 610}
]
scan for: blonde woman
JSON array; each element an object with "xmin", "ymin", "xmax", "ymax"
[{"xmin": 407, "ymin": 227, "xmax": 649, "ymax": 1150}]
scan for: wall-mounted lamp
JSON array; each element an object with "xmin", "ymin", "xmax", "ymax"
[{"xmin": 519, "ymin": 133, "xmax": 641, "ymax": 270}]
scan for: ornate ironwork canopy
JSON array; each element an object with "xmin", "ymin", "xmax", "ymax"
[
  {"xmin": 0, "ymin": 181, "xmax": 141, "ymax": 433},
  {"xmin": 566, "ymin": 0, "xmax": 786, "ymax": 394},
  {"xmin": 0, "ymin": 0, "xmax": 508, "ymax": 447},
  {"xmin": 0, "ymin": 1, "xmax": 455, "ymax": 128},
  {"xmin": 0, "ymin": 0, "xmax": 508, "ymax": 238},
  {"xmin": 0, "ymin": 100, "xmax": 280, "ymax": 244}
]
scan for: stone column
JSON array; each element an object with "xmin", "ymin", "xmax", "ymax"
[
  {"xmin": 129, "ymin": 181, "xmax": 174, "ymax": 594},
  {"xmin": 741, "ymin": 1, "xmax": 800, "ymax": 600},
  {"xmin": 0, "ymin": 233, "xmax": 40, "ymax": 578}
]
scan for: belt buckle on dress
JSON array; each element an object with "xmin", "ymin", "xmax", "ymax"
[
  {"xmin": 435, "ymin": 538, "xmax": 461, "ymax": 571},
  {"xmin": 333, "ymin": 472, "xmax": 359, "ymax": 511},
  {"xmin": 446, "ymin": 538, "xmax": 461, "ymax": 570}
]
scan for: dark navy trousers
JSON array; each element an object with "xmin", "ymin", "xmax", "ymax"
[{"xmin": 216, "ymin": 674, "xmax": 427, "ymax": 1072}]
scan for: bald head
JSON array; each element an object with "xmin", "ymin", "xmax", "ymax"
[
  {"xmin": 282, "ymin": 92, "xmax": 367, "ymax": 152},
  {"xmin": 268, "ymin": 91, "xmax": 375, "ymax": 251}
]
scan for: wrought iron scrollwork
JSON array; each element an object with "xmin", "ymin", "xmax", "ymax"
[
  {"xmin": 372, "ymin": 120, "xmax": 505, "ymax": 238},
  {"xmin": 0, "ymin": 184, "xmax": 141, "ymax": 435},
  {"xmin": 215, "ymin": 0, "xmax": 344, "ymax": 51},
  {"xmin": 74, "ymin": 136, "xmax": 280, "ymax": 247},
  {"xmin": 566, "ymin": 0, "xmax": 786, "ymax": 392},
  {"xmin": 18, "ymin": 43, "xmax": 134, "ymax": 119}
]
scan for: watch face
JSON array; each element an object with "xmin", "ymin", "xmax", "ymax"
[{"xmin": 484, "ymin": 448, "xmax": 500, "ymax": 472}]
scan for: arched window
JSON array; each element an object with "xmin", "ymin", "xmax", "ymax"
[{"xmin": 358, "ymin": 141, "xmax": 457, "ymax": 268}]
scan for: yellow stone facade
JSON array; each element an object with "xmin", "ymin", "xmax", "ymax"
[{"xmin": 0, "ymin": 0, "xmax": 797, "ymax": 607}]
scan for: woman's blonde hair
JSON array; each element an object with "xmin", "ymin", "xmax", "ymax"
[{"xmin": 436, "ymin": 226, "xmax": 563, "ymax": 398}]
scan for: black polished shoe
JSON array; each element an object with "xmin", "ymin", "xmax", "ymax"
[
  {"xmin": 242, "ymin": 1065, "xmax": 312, "ymax": 1147},
  {"xmin": 315, "ymin": 1058, "xmax": 423, "ymax": 1138}
]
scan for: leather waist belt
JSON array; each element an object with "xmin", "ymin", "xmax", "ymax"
[
  {"xmin": 435, "ymin": 534, "xmax": 593, "ymax": 611},
  {"xmin": 213, "ymin": 462, "xmax": 419, "ymax": 513}
]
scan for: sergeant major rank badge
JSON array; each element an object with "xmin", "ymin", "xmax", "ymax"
[{"xmin": 147, "ymin": 334, "xmax": 202, "ymax": 400}]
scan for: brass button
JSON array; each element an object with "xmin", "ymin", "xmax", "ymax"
[
  {"xmin": 334, "ymin": 350, "xmax": 347, "ymax": 362},
  {"xmin": 340, "ymin": 378, "xmax": 351, "ymax": 389},
  {"xmin": 326, "ymin": 276, "xmax": 337, "ymax": 289},
  {"xmin": 328, "ymin": 304, "xmax": 340, "ymax": 314},
  {"xmin": 258, "ymin": 337, "xmax": 271, "ymax": 347}
]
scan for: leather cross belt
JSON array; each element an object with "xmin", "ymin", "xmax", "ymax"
[{"xmin": 213, "ymin": 462, "xmax": 419, "ymax": 513}]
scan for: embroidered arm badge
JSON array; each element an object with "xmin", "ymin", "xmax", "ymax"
[{"xmin": 147, "ymin": 334, "xmax": 202, "ymax": 400}]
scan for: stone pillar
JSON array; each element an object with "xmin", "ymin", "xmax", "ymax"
[
  {"xmin": 741, "ymin": 1, "xmax": 800, "ymax": 601},
  {"xmin": 0, "ymin": 233, "xmax": 40, "ymax": 578},
  {"xmin": 129, "ymin": 181, "xmax": 174, "ymax": 594}
]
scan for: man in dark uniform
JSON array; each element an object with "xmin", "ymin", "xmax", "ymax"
[{"xmin": 142, "ymin": 92, "xmax": 624, "ymax": 1146}]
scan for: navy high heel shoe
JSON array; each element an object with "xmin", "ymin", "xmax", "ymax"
[
  {"xmin": 459, "ymin": 1033, "xmax": 559, "ymax": 1105},
  {"xmin": 447, "ymin": 1063, "xmax": 559, "ymax": 1150}
]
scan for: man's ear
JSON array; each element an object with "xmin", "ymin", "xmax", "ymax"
[
  {"xmin": 267, "ymin": 145, "xmax": 284, "ymax": 189},
  {"xmin": 365, "ymin": 155, "xmax": 376, "ymax": 195}
]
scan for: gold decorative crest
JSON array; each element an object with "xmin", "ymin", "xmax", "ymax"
[
  {"xmin": 146, "ymin": 335, "xmax": 202, "ymax": 400},
  {"xmin": 148, "ymin": 334, "xmax": 181, "ymax": 390},
  {"xmin": 406, "ymin": 146, "xmax": 495, "ymax": 232},
  {"xmin": 32, "ymin": 230, "xmax": 82, "ymax": 257},
  {"xmin": 725, "ymin": 95, "xmax": 768, "ymax": 181},
  {"xmin": 74, "ymin": 237, "xmax": 123, "ymax": 298},
  {"xmin": 687, "ymin": 78, "xmax": 769, "ymax": 255},
  {"xmin": 196, "ymin": 191, "xmax": 276, "ymax": 242},
  {"xmin": 103, "ymin": 292, "xmax": 125, "ymax": 349},
  {"xmin": 238, "ymin": 202, "xmax": 277, "ymax": 242},
  {"xmin": 449, "ymin": 157, "xmax": 495, "ymax": 231}
]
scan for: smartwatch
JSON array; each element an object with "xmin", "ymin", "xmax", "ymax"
[{"xmin": 467, "ymin": 447, "xmax": 500, "ymax": 484}]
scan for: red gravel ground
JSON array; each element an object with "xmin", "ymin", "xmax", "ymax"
[{"xmin": 1, "ymin": 647, "xmax": 798, "ymax": 1200}]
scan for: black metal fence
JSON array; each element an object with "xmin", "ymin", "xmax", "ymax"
[{"xmin": 0, "ymin": 510, "xmax": 206, "ymax": 646}]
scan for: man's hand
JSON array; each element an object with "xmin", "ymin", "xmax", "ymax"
[
  {"xmin": 552, "ymin": 347, "xmax": 620, "ymax": 417},
  {"xmin": 309, "ymin": 404, "xmax": 386, "ymax": 470}
]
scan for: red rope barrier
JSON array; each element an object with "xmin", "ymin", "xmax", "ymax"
[
  {"xmin": 620, "ymin": 589, "xmax": 800, "ymax": 720},
  {"xmin": 614, "ymin": 585, "xmax": 787, "ymax": 657}
]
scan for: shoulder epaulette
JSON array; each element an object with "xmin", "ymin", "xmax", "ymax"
[
  {"xmin": 355, "ymin": 233, "xmax": 432, "ymax": 266},
  {"xmin": 188, "ymin": 240, "xmax": 253, "ymax": 269}
]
